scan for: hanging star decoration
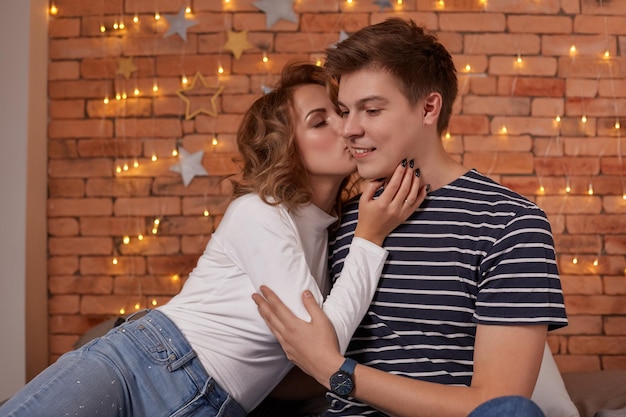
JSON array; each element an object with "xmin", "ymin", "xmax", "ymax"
[
  {"xmin": 331, "ymin": 30, "xmax": 351, "ymax": 48},
  {"xmin": 253, "ymin": 0, "xmax": 298, "ymax": 28},
  {"xmin": 169, "ymin": 147, "xmax": 209, "ymax": 187},
  {"xmin": 373, "ymin": 0, "xmax": 393, "ymax": 11},
  {"xmin": 223, "ymin": 29, "xmax": 254, "ymax": 60},
  {"xmin": 177, "ymin": 71, "xmax": 225, "ymax": 120},
  {"xmin": 163, "ymin": 7, "xmax": 198, "ymax": 42},
  {"xmin": 117, "ymin": 57, "xmax": 138, "ymax": 80}
]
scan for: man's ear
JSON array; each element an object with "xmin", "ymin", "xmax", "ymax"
[{"xmin": 422, "ymin": 92, "xmax": 442, "ymax": 127}]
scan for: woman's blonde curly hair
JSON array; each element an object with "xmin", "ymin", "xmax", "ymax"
[{"xmin": 231, "ymin": 62, "xmax": 355, "ymax": 212}]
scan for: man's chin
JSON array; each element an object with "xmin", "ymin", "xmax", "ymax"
[{"xmin": 356, "ymin": 166, "xmax": 391, "ymax": 181}]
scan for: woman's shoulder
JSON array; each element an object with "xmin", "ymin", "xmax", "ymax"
[{"xmin": 224, "ymin": 194, "xmax": 288, "ymax": 222}]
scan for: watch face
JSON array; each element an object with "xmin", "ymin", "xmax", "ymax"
[{"xmin": 330, "ymin": 371, "xmax": 354, "ymax": 397}]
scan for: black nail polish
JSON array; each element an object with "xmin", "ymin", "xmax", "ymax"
[
  {"xmin": 401, "ymin": 158, "xmax": 407, "ymax": 167},
  {"xmin": 415, "ymin": 168, "xmax": 421, "ymax": 177},
  {"xmin": 409, "ymin": 159, "xmax": 414, "ymax": 168},
  {"xmin": 426, "ymin": 184, "xmax": 431, "ymax": 192}
]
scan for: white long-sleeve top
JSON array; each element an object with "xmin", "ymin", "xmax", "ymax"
[{"xmin": 158, "ymin": 193, "xmax": 387, "ymax": 411}]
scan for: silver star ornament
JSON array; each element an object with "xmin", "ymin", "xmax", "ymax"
[
  {"xmin": 253, "ymin": 0, "xmax": 298, "ymax": 28},
  {"xmin": 169, "ymin": 148, "xmax": 209, "ymax": 186},
  {"xmin": 163, "ymin": 7, "xmax": 198, "ymax": 42}
]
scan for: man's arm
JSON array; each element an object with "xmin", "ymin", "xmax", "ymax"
[{"xmin": 253, "ymin": 286, "xmax": 547, "ymax": 417}]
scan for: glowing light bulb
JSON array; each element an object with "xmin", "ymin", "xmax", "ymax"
[
  {"xmin": 181, "ymin": 75, "xmax": 188, "ymax": 85},
  {"xmin": 155, "ymin": 12, "xmax": 161, "ymax": 20},
  {"xmin": 121, "ymin": 92, "xmax": 128, "ymax": 100},
  {"xmin": 204, "ymin": 209, "xmax": 210, "ymax": 217},
  {"xmin": 152, "ymin": 227, "xmax": 158, "ymax": 234},
  {"xmin": 593, "ymin": 259, "xmax": 599, "ymax": 266},
  {"xmin": 565, "ymin": 185, "xmax": 571, "ymax": 193},
  {"xmin": 119, "ymin": 22, "xmax": 125, "ymax": 30},
  {"xmin": 172, "ymin": 274, "xmax": 180, "ymax": 282},
  {"xmin": 500, "ymin": 126, "xmax": 508, "ymax": 134},
  {"xmin": 120, "ymin": 308, "xmax": 125, "ymax": 315},
  {"xmin": 116, "ymin": 93, "xmax": 122, "ymax": 100},
  {"xmin": 133, "ymin": 15, "xmax": 139, "ymax": 23},
  {"xmin": 123, "ymin": 236, "xmax": 130, "ymax": 244},
  {"xmin": 516, "ymin": 54, "xmax": 522, "ymax": 64},
  {"xmin": 133, "ymin": 159, "xmax": 139, "ymax": 168},
  {"xmin": 445, "ymin": 131, "xmax": 451, "ymax": 139},
  {"xmin": 50, "ymin": 3, "xmax": 58, "ymax": 15},
  {"xmin": 152, "ymin": 83, "xmax": 159, "ymax": 92},
  {"xmin": 113, "ymin": 22, "xmax": 119, "ymax": 30},
  {"xmin": 555, "ymin": 115, "xmax": 561, "ymax": 122},
  {"xmin": 116, "ymin": 166, "xmax": 122, "ymax": 174},
  {"xmin": 615, "ymin": 120, "xmax": 621, "ymax": 129},
  {"xmin": 604, "ymin": 50, "xmax": 610, "ymax": 59},
  {"xmin": 623, "ymin": 193, "xmax": 626, "ymax": 200},
  {"xmin": 581, "ymin": 115, "xmax": 587, "ymax": 123},
  {"xmin": 316, "ymin": 58, "xmax": 322, "ymax": 66},
  {"xmin": 587, "ymin": 183, "xmax": 594, "ymax": 195},
  {"xmin": 572, "ymin": 256, "xmax": 578, "ymax": 265},
  {"xmin": 138, "ymin": 234, "xmax": 144, "ymax": 240},
  {"xmin": 464, "ymin": 63, "xmax": 471, "ymax": 72},
  {"xmin": 100, "ymin": 25, "xmax": 106, "ymax": 33},
  {"xmin": 172, "ymin": 149, "xmax": 178, "ymax": 157},
  {"xmin": 112, "ymin": 257, "xmax": 118, "ymax": 265},
  {"xmin": 123, "ymin": 163, "xmax": 129, "ymax": 171},
  {"xmin": 134, "ymin": 303, "xmax": 140, "ymax": 310},
  {"xmin": 185, "ymin": 6, "xmax": 192, "ymax": 13},
  {"xmin": 151, "ymin": 299, "xmax": 158, "ymax": 306},
  {"xmin": 103, "ymin": 97, "xmax": 109, "ymax": 104},
  {"xmin": 437, "ymin": 0, "xmax": 445, "ymax": 7},
  {"xmin": 569, "ymin": 45, "xmax": 576, "ymax": 54},
  {"xmin": 133, "ymin": 87, "xmax": 140, "ymax": 96},
  {"xmin": 151, "ymin": 154, "xmax": 158, "ymax": 162},
  {"xmin": 347, "ymin": 0, "xmax": 353, "ymax": 3},
  {"xmin": 212, "ymin": 137, "xmax": 218, "ymax": 146},
  {"xmin": 397, "ymin": 0, "xmax": 403, "ymax": 4},
  {"xmin": 539, "ymin": 185, "xmax": 545, "ymax": 193},
  {"xmin": 262, "ymin": 52, "xmax": 269, "ymax": 63},
  {"xmin": 218, "ymin": 65, "xmax": 224, "ymax": 74}
]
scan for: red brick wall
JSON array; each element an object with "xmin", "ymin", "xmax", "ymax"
[{"xmin": 47, "ymin": 0, "xmax": 626, "ymax": 371}]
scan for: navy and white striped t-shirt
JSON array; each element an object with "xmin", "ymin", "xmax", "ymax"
[{"xmin": 325, "ymin": 170, "xmax": 568, "ymax": 416}]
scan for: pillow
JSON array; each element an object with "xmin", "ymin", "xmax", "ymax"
[
  {"xmin": 563, "ymin": 370, "xmax": 626, "ymax": 417},
  {"xmin": 531, "ymin": 343, "xmax": 580, "ymax": 417}
]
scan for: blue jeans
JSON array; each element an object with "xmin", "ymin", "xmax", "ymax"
[
  {"xmin": 0, "ymin": 310, "xmax": 246, "ymax": 417},
  {"xmin": 468, "ymin": 396, "xmax": 546, "ymax": 417}
]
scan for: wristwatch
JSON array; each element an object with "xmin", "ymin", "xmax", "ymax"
[{"xmin": 329, "ymin": 357, "xmax": 357, "ymax": 397}]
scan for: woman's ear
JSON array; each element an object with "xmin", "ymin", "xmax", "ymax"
[{"xmin": 422, "ymin": 92, "xmax": 442, "ymax": 127}]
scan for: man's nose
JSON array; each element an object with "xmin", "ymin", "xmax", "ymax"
[{"xmin": 341, "ymin": 113, "xmax": 363, "ymax": 140}]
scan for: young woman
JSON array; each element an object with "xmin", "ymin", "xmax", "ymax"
[{"xmin": 1, "ymin": 62, "xmax": 426, "ymax": 417}]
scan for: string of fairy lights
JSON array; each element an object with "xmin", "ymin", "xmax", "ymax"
[{"xmin": 47, "ymin": 0, "xmax": 626, "ymax": 315}]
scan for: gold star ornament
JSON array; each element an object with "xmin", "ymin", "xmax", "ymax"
[
  {"xmin": 117, "ymin": 58, "xmax": 138, "ymax": 79},
  {"xmin": 177, "ymin": 71, "xmax": 225, "ymax": 120},
  {"xmin": 223, "ymin": 30, "xmax": 254, "ymax": 60}
]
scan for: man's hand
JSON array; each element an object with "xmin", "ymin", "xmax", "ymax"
[{"xmin": 252, "ymin": 286, "xmax": 345, "ymax": 387}]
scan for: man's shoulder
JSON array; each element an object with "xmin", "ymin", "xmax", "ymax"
[{"xmin": 458, "ymin": 170, "xmax": 544, "ymax": 212}]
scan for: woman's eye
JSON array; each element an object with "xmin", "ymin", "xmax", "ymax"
[
  {"xmin": 366, "ymin": 108, "xmax": 381, "ymax": 115},
  {"xmin": 313, "ymin": 119, "xmax": 328, "ymax": 128}
]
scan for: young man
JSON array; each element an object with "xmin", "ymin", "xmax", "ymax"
[{"xmin": 253, "ymin": 18, "xmax": 567, "ymax": 417}]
